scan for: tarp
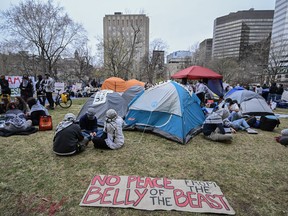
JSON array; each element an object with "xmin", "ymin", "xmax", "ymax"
[
  {"xmin": 171, "ymin": 66, "xmax": 223, "ymax": 80},
  {"xmin": 124, "ymin": 81, "xmax": 205, "ymax": 144}
]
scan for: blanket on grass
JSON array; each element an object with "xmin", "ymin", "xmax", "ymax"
[{"xmin": 0, "ymin": 126, "xmax": 38, "ymax": 137}]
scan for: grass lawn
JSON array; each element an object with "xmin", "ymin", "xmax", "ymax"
[{"xmin": 0, "ymin": 98, "xmax": 287, "ymax": 216}]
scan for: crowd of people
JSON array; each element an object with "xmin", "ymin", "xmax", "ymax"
[{"xmin": 1, "ymin": 73, "xmax": 287, "ymax": 149}]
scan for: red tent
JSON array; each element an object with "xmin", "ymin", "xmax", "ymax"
[{"xmin": 171, "ymin": 65, "xmax": 223, "ymax": 80}]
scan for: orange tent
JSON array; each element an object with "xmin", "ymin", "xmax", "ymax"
[
  {"xmin": 101, "ymin": 77, "xmax": 127, "ymax": 92},
  {"xmin": 125, "ymin": 79, "xmax": 145, "ymax": 90}
]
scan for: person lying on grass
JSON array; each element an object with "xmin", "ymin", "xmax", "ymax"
[
  {"xmin": 53, "ymin": 113, "xmax": 89, "ymax": 156},
  {"xmin": 92, "ymin": 109, "xmax": 124, "ymax": 150},
  {"xmin": 3, "ymin": 102, "xmax": 32, "ymax": 132},
  {"xmin": 223, "ymin": 118, "xmax": 258, "ymax": 134},
  {"xmin": 202, "ymin": 108, "xmax": 235, "ymax": 142}
]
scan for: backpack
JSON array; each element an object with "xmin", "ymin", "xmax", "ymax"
[
  {"xmin": 259, "ymin": 115, "xmax": 280, "ymax": 131},
  {"xmin": 246, "ymin": 116, "xmax": 257, "ymax": 127}
]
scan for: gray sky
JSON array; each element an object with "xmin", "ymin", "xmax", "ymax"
[{"xmin": 1, "ymin": 0, "xmax": 276, "ymax": 54}]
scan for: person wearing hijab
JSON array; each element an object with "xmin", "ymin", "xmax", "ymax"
[
  {"xmin": 202, "ymin": 109, "xmax": 234, "ymax": 142},
  {"xmin": 53, "ymin": 113, "xmax": 89, "ymax": 156},
  {"xmin": 92, "ymin": 109, "xmax": 124, "ymax": 150}
]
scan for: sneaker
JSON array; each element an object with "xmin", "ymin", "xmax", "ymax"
[{"xmin": 246, "ymin": 128, "xmax": 258, "ymax": 134}]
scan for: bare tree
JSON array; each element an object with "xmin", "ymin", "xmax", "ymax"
[
  {"xmin": 101, "ymin": 15, "xmax": 145, "ymax": 80},
  {"xmin": 140, "ymin": 38, "xmax": 168, "ymax": 83},
  {"xmin": 267, "ymin": 35, "xmax": 288, "ymax": 83},
  {"xmin": 0, "ymin": 0, "xmax": 87, "ymax": 78}
]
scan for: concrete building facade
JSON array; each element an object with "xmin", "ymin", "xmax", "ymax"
[
  {"xmin": 270, "ymin": 0, "xmax": 288, "ymax": 84},
  {"xmin": 166, "ymin": 50, "xmax": 192, "ymax": 77},
  {"xmin": 199, "ymin": 38, "xmax": 213, "ymax": 66},
  {"xmin": 212, "ymin": 9, "xmax": 274, "ymax": 60},
  {"xmin": 103, "ymin": 12, "xmax": 149, "ymax": 79}
]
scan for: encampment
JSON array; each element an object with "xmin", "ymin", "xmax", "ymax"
[{"xmin": 124, "ymin": 81, "xmax": 205, "ymax": 144}]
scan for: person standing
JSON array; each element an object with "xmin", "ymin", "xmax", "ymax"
[
  {"xmin": 0, "ymin": 75, "xmax": 11, "ymax": 96},
  {"xmin": 44, "ymin": 73, "xmax": 55, "ymax": 110},
  {"xmin": 195, "ymin": 80, "xmax": 208, "ymax": 106},
  {"xmin": 19, "ymin": 75, "xmax": 34, "ymax": 101},
  {"xmin": 276, "ymin": 84, "xmax": 284, "ymax": 101},
  {"xmin": 35, "ymin": 75, "xmax": 46, "ymax": 106}
]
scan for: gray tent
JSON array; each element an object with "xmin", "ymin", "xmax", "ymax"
[
  {"xmin": 76, "ymin": 86, "xmax": 144, "ymax": 126},
  {"xmin": 225, "ymin": 89, "xmax": 274, "ymax": 116}
]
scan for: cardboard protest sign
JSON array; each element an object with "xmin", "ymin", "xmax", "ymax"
[{"xmin": 80, "ymin": 175, "xmax": 235, "ymax": 215}]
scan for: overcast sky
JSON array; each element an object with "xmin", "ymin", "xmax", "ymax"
[{"xmin": 1, "ymin": 0, "xmax": 276, "ymax": 54}]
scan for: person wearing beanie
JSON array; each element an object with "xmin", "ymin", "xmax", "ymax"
[
  {"xmin": 92, "ymin": 109, "xmax": 124, "ymax": 150},
  {"xmin": 202, "ymin": 109, "xmax": 234, "ymax": 142},
  {"xmin": 53, "ymin": 113, "xmax": 88, "ymax": 156},
  {"xmin": 79, "ymin": 107, "xmax": 98, "ymax": 140}
]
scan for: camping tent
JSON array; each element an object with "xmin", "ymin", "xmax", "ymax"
[
  {"xmin": 126, "ymin": 79, "xmax": 145, "ymax": 90},
  {"xmin": 171, "ymin": 66, "xmax": 224, "ymax": 96},
  {"xmin": 281, "ymin": 90, "xmax": 288, "ymax": 101},
  {"xmin": 101, "ymin": 77, "xmax": 126, "ymax": 92},
  {"xmin": 76, "ymin": 86, "xmax": 144, "ymax": 126},
  {"xmin": 124, "ymin": 81, "xmax": 205, "ymax": 144},
  {"xmin": 224, "ymin": 89, "xmax": 274, "ymax": 116}
]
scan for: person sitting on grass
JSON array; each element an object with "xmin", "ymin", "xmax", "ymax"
[
  {"xmin": 3, "ymin": 102, "xmax": 32, "ymax": 132},
  {"xmin": 26, "ymin": 97, "xmax": 49, "ymax": 126},
  {"xmin": 79, "ymin": 108, "xmax": 98, "ymax": 141},
  {"xmin": 202, "ymin": 109, "xmax": 235, "ymax": 142},
  {"xmin": 53, "ymin": 113, "xmax": 89, "ymax": 156},
  {"xmin": 92, "ymin": 109, "xmax": 124, "ymax": 150},
  {"xmin": 14, "ymin": 96, "xmax": 30, "ymax": 115}
]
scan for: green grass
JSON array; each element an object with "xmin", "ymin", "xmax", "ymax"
[{"xmin": 0, "ymin": 98, "xmax": 287, "ymax": 216}]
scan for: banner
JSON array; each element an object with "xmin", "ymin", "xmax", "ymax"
[
  {"xmin": 80, "ymin": 175, "xmax": 235, "ymax": 215},
  {"xmin": 5, "ymin": 76, "xmax": 35, "ymax": 97}
]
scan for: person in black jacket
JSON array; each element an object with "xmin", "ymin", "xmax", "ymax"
[
  {"xmin": 53, "ymin": 113, "xmax": 89, "ymax": 156},
  {"xmin": 276, "ymin": 84, "xmax": 284, "ymax": 101},
  {"xmin": 20, "ymin": 75, "xmax": 34, "ymax": 101},
  {"xmin": 79, "ymin": 108, "xmax": 98, "ymax": 141},
  {"xmin": 35, "ymin": 75, "xmax": 46, "ymax": 106}
]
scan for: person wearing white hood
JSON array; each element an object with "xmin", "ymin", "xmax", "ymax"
[
  {"xmin": 53, "ymin": 113, "xmax": 89, "ymax": 156},
  {"xmin": 202, "ymin": 109, "xmax": 235, "ymax": 142},
  {"xmin": 92, "ymin": 109, "xmax": 124, "ymax": 150}
]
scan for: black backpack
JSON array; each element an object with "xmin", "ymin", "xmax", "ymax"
[{"xmin": 259, "ymin": 115, "xmax": 280, "ymax": 131}]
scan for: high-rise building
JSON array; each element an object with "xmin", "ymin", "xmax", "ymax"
[
  {"xmin": 212, "ymin": 9, "xmax": 274, "ymax": 60},
  {"xmin": 270, "ymin": 0, "xmax": 288, "ymax": 70},
  {"xmin": 199, "ymin": 38, "xmax": 213, "ymax": 65},
  {"xmin": 103, "ymin": 12, "xmax": 149, "ymax": 79}
]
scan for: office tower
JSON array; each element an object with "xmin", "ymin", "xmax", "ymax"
[
  {"xmin": 270, "ymin": 0, "xmax": 288, "ymax": 69},
  {"xmin": 212, "ymin": 9, "xmax": 274, "ymax": 60},
  {"xmin": 103, "ymin": 12, "xmax": 149, "ymax": 79},
  {"xmin": 199, "ymin": 38, "xmax": 213, "ymax": 66}
]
